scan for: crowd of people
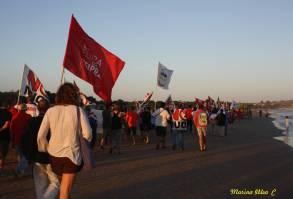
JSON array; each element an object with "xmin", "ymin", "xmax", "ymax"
[{"xmin": 0, "ymin": 82, "xmax": 247, "ymax": 199}]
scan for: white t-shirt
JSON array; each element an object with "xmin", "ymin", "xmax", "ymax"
[
  {"xmin": 152, "ymin": 108, "xmax": 170, "ymax": 127},
  {"xmin": 92, "ymin": 109, "xmax": 103, "ymax": 134},
  {"xmin": 37, "ymin": 105, "xmax": 92, "ymax": 165}
]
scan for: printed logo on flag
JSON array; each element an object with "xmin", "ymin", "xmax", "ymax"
[{"xmin": 157, "ymin": 62, "xmax": 173, "ymax": 89}]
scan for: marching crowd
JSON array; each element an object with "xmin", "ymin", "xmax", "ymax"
[{"xmin": 0, "ymin": 82, "xmax": 243, "ymax": 199}]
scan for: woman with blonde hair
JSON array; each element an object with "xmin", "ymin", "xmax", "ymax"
[{"xmin": 37, "ymin": 83, "xmax": 92, "ymax": 199}]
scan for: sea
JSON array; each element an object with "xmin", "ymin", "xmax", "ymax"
[{"xmin": 270, "ymin": 108, "xmax": 293, "ymax": 148}]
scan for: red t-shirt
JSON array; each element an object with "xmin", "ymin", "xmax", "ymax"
[
  {"xmin": 185, "ymin": 108, "xmax": 193, "ymax": 120},
  {"xmin": 193, "ymin": 109, "xmax": 208, "ymax": 128},
  {"xmin": 125, "ymin": 111, "xmax": 138, "ymax": 128},
  {"xmin": 10, "ymin": 111, "xmax": 31, "ymax": 146}
]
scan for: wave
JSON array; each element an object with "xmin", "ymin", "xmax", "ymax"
[{"xmin": 269, "ymin": 108, "xmax": 293, "ymax": 135}]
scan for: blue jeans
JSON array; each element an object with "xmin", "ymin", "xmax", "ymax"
[
  {"xmin": 33, "ymin": 163, "xmax": 60, "ymax": 199},
  {"xmin": 171, "ymin": 131, "xmax": 176, "ymax": 146},
  {"xmin": 15, "ymin": 146, "xmax": 28, "ymax": 175},
  {"xmin": 111, "ymin": 130, "xmax": 122, "ymax": 149},
  {"xmin": 175, "ymin": 130, "xmax": 184, "ymax": 149}
]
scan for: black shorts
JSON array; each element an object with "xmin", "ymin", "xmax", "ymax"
[
  {"xmin": 128, "ymin": 127, "xmax": 137, "ymax": 136},
  {"xmin": 50, "ymin": 156, "xmax": 82, "ymax": 176},
  {"xmin": 141, "ymin": 123, "xmax": 151, "ymax": 131},
  {"xmin": 0, "ymin": 140, "xmax": 9, "ymax": 159},
  {"xmin": 156, "ymin": 126, "xmax": 167, "ymax": 137}
]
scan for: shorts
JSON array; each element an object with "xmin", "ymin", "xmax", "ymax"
[
  {"xmin": 128, "ymin": 127, "xmax": 137, "ymax": 136},
  {"xmin": 0, "ymin": 140, "xmax": 9, "ymax": 159},
  {"xmin": 141, "ymin": 123, "xmax": 151, "ymax": 131},
  {"xmin": 156, "ymin": 126, "xmax": 167, "ymax": 137},
  {"xmin": 50, "ymin": 156, "xmax": 82, "ymax": 176},
  {"xmin": 103, "ymin": 128, "xmax": 111, "ymax": 138}
]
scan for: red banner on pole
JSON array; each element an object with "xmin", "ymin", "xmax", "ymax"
[{"xmin": 63, "ymin": 15, "xmax": 125, "ymax": 103}]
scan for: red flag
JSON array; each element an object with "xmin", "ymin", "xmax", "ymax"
[{"xmin": 63, "ymin": 15, "xmax": 125, "ymax": 103}]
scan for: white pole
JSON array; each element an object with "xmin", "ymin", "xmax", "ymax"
[
  {"xmin": 17, "ymin": 64, "xmax": 27, "ymax": 105},
  {"xmin": 60, "ymin": 66, "xmax": 65, "ymax": 85}
]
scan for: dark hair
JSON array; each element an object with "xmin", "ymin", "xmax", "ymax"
[
  {"xmin": 55, "ymin": 83, "xmax": 80, "ymax": 106},
  {"xmin": 159, "ymin": 102, "xmax": 166, "ymax": 108},
  {"xmin": 38, "ymin": 99, "xmax": 49, "ymax": 113},
  {"xmin": 112, "ymin": 104, "xmax": 120, "ymax": 112}
]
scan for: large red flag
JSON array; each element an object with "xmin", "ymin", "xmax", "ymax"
[{"xmin": 63, "ymin": 15, "xmax": 125, "ymax": 103}]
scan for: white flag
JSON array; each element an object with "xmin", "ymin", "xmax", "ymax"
[
  {"xmin": 20, "ymin": 64, "xmax": 48, "ymax": 102},
  {"xmin": 157, "ymin": 62, "xmax": 173, "ymax": 89}
]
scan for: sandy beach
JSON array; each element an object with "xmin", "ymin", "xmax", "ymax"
[{"xmin": 0, "ymin": 117, "xmax": 292, "ymax": 199}]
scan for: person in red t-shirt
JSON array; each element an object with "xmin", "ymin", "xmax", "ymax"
[
  {"xmin": 193, "ymin": 104, "xmax": 208, "ymax": 152},
  {"xmin": 125, "ymin": 106, "xmax": 138, "ymax": 145},
  {"xmin": 10, "ymin": 103, "xmax": 31, "ymax": 176}
]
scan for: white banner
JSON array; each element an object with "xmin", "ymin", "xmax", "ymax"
[{"xmin": 157, "ymin": 62, "xmax": 173, "ymax": 89}]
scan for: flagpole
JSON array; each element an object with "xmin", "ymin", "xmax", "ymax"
[
  {"xmin": 60, "ymin": 66, "xmax": 65, "ymax": 85},
  {"xmin": 17, "ymin": 64, "xmax": 26, "ymax": 106}
]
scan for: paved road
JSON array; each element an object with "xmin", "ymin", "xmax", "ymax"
[{"xmin": 1, "ymin": 117, "xmax": 292, "ymax": 199}]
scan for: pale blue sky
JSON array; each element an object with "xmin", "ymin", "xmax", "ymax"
[{"xmin": 0, "ymin": 0, "xmax": 292, "ymax": 102}]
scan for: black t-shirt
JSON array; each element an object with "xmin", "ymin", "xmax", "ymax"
[
  {"xmin": 112, "ymin": 113, "xmax": 122, "ymax": 130},
  {"xmin": 0, "ymin": 108, "xmax": 12, "ymax": 141},
  {"xmin": 141, "ymin": 111, "xmax": 151, "ymax": 124}
]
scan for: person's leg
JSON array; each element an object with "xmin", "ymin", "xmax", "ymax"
[
  {"xmin": 180, "ymin": 131, "xmax": 185, "ymax": 150},
  {"xmin": 0, "ymin": 140, "xmax": 9, "ymax": 175},
  {"xmin": 161, "ymin": 127, "xmax": 167, "ymax": 148},
  {"xmin": 117, "ymin": 130, "xmax": 122, "ymax": 154},
  {"xmin": 59, "ymin": 173, "xmax": 75, "ymax": 199},
  {"xmin": 43, "ymin": 164, "xmax": 60, "ymax": 199},
  {"xmin": 15, "ymin": 146, "xmax": 28, "ymax": 175},
  {"xmin": 109, "ymin": 131, "xmax": 116, "ymax": 153},
  {"xmin": 156, "ymin": 127, "xmax": 161, "ymax": 149},
  {"xmin": 197, "ymin": 128, "xmax": 203, "ymax": 151},
  {"xmin": 33, "ymin": 163, "xmax": 48, "ymax": 199},
  {"xmin": 172, "ymin": 130, "xmax": 177, "ymax": 150},
  {"xmin": 132, "ymin": 127, "xmax": 136, "ymax": 145},
  {"xmin": 202, "ymin": 128, "xmax": 207, "ymax": 150}
]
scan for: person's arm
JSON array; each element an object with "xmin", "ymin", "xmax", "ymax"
[
  {"xmin": 79, "ymin": 108, "xmax": 92, "ymax": 142},
  {"xmin": 0, "ymin": 121, "xmax": 9, "ymax": 132},
  {"xmin": 37, "ymin": 112, "xmax": 50, "ymax": 152}
]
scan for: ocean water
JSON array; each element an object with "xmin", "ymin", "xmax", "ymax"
[
  {"xmin": 270, "ymin": 108, "xmax": 293, "ymax": 134},
  {"xmin": 270, "ymin": 108, "xmax": 293, "ymax": 148}
]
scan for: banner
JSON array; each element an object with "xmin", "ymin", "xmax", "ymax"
[
  {"xmin": 157, "ymin": 62, "xmax": 173, "ymax": 89},
  {"xmin": 138, "ymin": 91, "xmax": 153, "ymax": 110},
  {"xmin": 20, "ymin": 64, "xmax": 48, "ymax": 102},
  {"xmin": 63, "ymin": 15, "xmax": 125, "ymax": 103}
]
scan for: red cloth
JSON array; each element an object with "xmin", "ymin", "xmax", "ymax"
[
  {"xmin": 8, "ymin": 107, "xmax": 18, "ymax": 118},
  {"xmin": 63, "ymin": 15, "xmax": 125, "ymax": 103},
  {"xmin": 125, "ymin": 111, "xmax": 138, "ymax": 128},
  {"xmin": 193, "ymin": 109, "xmax": 208, "ymax": 128},
  {"xmin": 10, "ymin": 111, "xmax": 31, "ymax": 146},
  {"xmin": 185, "ymin": 108, "xmax": 193, "ymax": 120},
  {"xmin": 172, "ymin": 109, "xmax": 185, "ymax": 121}
]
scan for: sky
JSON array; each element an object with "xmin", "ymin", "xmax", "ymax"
[{"xmin": 0, "ymin": 0, "xmax": 292, "ymax": 103}]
